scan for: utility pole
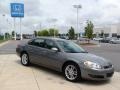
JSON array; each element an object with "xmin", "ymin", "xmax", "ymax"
[
  {"xmin": 73, "ymin": 4, "xmax": 82, "ymax": 40},
  {"xmin": 50, "ymin": 18, "xmax": 57, "ymax": 38},
  {"xmin": 14, "ymin": 18, "xmax": 16, "ymax": 40},
  {"xmin": 39, "ymin": 22, "xmax": 42, "ymax": 30},
  {"xmin": 20, "ymin": 18, "xmax": 22, "ymax": 40},
  {"xmin": 2, "ymin": 14, "xmax": 6, "ymax": 40}
]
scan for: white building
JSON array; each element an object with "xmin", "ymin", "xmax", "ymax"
[{"xmin": 94, "ymin": 24, "xmax": 120, "ymax": 37}]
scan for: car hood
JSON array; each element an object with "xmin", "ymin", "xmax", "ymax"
[{"xmin": 66, "ymin": 53, "xmax": 111, "ymax": 66}]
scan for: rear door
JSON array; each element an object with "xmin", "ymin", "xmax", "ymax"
[{"xmin": 26, "ymin": 38, "xmax": 47, "ymax": 64}]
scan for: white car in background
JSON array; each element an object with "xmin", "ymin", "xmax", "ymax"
[
  {"xmin": 12, "ymin": 36, "xmax": 21, "ymax": 40},
  {"xmin": 109, "ymin": 38, "xmax": 120, "ymax": 44},
  {"xmin": 93, "ymin": 37, "xmax": 103, "ymax": 41}
]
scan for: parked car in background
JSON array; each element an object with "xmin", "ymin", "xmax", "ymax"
[
  {"xmin": 93, "ymin": 37, "xmax": 103, "ymax": 41},
  {"xmin": 99, "ymin": 37, "xmax": 111, "ymax": 43},
  {"xmin": 16, "ymin": 37, "xmax": 114, "ymax": 82},
  {"xmin": 16, "ymin": 36, "xmax": 21, "ymax": 40},
  {"xmin": 109, "ymin": 38, "xmax": 120, "ymax": 44},
  {"xmin": 79, "ymin": 37, "xmax": 88, "ymax": 41},
  {"xmin": 12, "ymin": 36, "xmax": 21, "ymax": 40},
  {"xmin": 59, "ymin": 36, "xmax": 69, "ymax": 40}
]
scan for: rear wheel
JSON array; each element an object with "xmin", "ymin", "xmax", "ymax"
[
  {"xmin": 21, "ymin": 53, "xmax": 30, "ymax": 66},
  {"xmin": 63, "ymin": 63, "xmax": 81, "ymax": 82}
]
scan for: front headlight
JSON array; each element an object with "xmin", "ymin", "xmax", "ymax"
[{"xmin": 84, "ymin": 61, "xmax": 102, "ymax": 70}]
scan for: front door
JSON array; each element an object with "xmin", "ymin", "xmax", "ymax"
[
  {"xmin": 42, "ymin": 39, "xmax": 64, "ymax": 70},
  {"xmin": 26, "ymin": 38, "xmax": 47, "ymax": 65}
]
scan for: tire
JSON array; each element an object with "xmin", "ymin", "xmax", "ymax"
[
  {"xmin": 63, "ymin": 63, "xmax": 81, "ymax": 82},
  {"xmin": 21, "ymin": 53, "xmax": 30, "ymax": 66}
]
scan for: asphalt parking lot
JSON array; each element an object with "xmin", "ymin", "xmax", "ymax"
[{"xmin": 0, "ymin": 40, "xmax": 28, "ymax": 54}]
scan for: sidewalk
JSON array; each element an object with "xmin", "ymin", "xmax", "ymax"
[{"xmin": 0, "ymin": 54, "xmax": 120, "ymax": 90}]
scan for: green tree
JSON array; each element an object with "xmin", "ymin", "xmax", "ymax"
[
  {"xmin": 38, "ymin": 29, "xmax": 49, "ymax": 36},
  {"xmin": 49, "ymin": 28, "xmax": 54, "ymax": 36},
  {"xmin": 49, "ymin": 28, "xmax": 59, "ymax": 36},
  {"xmin": 11, "ymin": 31, "xmax": 15, "ymax": 37},
  {"xmin": 68, "ymin": 27, "xmax": 75, "ymax": 40},
  {"xmin": 54, "ymin": 29, "xmax": 59, "ymax": 36},
  {"xmin": 38, "ymin": 31, "xmax": 42, "ymax": 36},
  {"xmin": 100, "ymin": 30, "xmax": 104, "ymax": 38},
  {"xmin": 0, "ymin": 35, "xmax": 4, "ymax": 40},
  {"xmin": 84, "ymin": 21, "xmax": 94, "ymax": 43},
  {"xmin": 34, "ymin": 30, "xmax": 38, "ymax": 37},
  {"xmin": 5, "ymin": 32, "xmax": 10, "ymax": 39}
]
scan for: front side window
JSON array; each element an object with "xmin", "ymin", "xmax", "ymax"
[
  {"xmin": 57, "ymin": 40, "xmax": 86, "ymax": 53},
  {"xmin": 45, "ymin": 40, "xmax": 56, "ymax": 49},
  {"xmin": 28, "ymin": 39, "xmax": 45, "ymax": 48}
]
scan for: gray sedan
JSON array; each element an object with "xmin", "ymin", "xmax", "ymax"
[{"xmin": 16, "ymin": 37, "xmax": 114, "ymax": 82}]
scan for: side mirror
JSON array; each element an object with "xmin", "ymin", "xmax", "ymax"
[{"xmin": 51, "ymin": 47, "xmax": 58, "ymax": 52}]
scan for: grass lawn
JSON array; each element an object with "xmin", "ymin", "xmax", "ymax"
[{"xmin": 0, "ymin": 40, "xmax": 8, "ymax": 44}]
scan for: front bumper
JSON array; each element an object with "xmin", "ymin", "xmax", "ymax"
[{"xmin": 80, "ymin": 66, "xmax": 114, "ymax": 80}]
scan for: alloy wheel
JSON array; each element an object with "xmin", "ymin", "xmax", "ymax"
[
  {"xmin": 65, "ymin": 65, "xmax": 78, "ymax": 81},
  {"xmin": 21, "ymin": 53, "xmax": 29, "ymax": 65}
]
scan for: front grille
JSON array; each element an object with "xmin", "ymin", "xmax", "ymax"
[
  {"xmin": 88, "ymin": 74, "xmax": 104, "ymax": 79},
  {"xmin": 107, "ymin": 72, "xmax": 114, "ymax": 77},
  {"xmin": 104, "ymin": 64, "xmax": 112, "ymax": 69}
]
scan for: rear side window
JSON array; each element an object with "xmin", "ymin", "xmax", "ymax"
[
  {"xmin": 28, "ymin": 40, "xmax": 34, "ymax": 45},
  {"xmin": 28, "ymin": 39, "xmax": 45, "ymax": 48},
  {"xmin": 34, "ymin": 39, "xmax": 45, "ymax": 47}
]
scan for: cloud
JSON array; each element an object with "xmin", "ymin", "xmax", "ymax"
[{"xmin": 1, "ymin": 0, "xmax": 120, "ymax": 34}]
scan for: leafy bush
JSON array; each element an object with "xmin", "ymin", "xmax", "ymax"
[{"xmin": 0, "ymin": 35, "xmax": 4, "ymax": 40}]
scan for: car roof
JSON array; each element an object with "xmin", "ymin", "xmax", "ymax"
[{"xmin": 35, "ymin": 37, "xmax": 67, "ymax": 41}]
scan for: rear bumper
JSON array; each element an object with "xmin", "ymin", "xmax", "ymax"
[
  {"xmin": 16, "ymin": 48, "xmax": 21, "ymax": 57},
  {"xmin": 80, "ymin": 67, "xmax": 114, "ymax": 80}
]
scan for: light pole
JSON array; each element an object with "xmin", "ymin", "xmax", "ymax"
[
  {"xmin": 33, "ymin": 24, "xmax": 39, "ymax": 37},
  {"xmin": 73, "ymin": 4, "xmax": 82, "ymax": 40},
  {"xmin": 2, "ymin": 14, "xmax": 6, "ymax": 40},
  {"xmin": 49, "ymin": 18, "xmax": 57, "ymax": 38},
  {"xmin": 39, "ymin": 22, "xmax": 42, "ymax": 31},
  {"xmin": 20, "ymin": 18, "xmax": 22, "ymax": 40}
]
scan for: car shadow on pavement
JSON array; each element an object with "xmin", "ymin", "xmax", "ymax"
[
  {"xmin": 15, "ymin": 59, "xmax": 64, "ymax": 79},
  {"xmin": 76, "ymin": 79, "xmax": 111, "ymax": 86},
  {"xmin": 15, "ymin": 59, "xmax": 112, "ymax": 85},
  {"xmin": 31, "ymin": 63, "xmax": 64, "ymax": 78}
]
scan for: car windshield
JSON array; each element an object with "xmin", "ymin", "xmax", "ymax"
[{"xmin": 57, "ymin": 40, "xmax": 87, "ymax": 53}]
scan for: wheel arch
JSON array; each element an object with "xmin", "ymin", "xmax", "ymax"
[
  {"xmin": 62, "ymin": 60, "xmax": 80, "ymax": 72},
  {"xmin": 20, "ymin": 51, "xmax": 28, "ymax": 57}
]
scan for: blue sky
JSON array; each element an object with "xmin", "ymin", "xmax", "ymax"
[{"xmin": 0, "ymin": 0, "xmax": 120, "ymax": 34}]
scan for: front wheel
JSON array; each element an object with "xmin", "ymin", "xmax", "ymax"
[
  {"xmin": 21, "ymin": 53, "xmax": 30, "ymax": 66},
  {"xmin": 63, "ymin": 63, "xmax": 81, "ymax": 82}
]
